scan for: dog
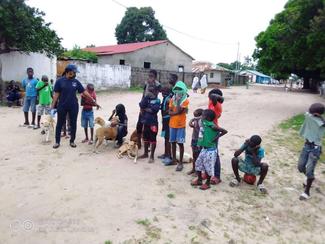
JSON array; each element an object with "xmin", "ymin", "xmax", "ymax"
[
  {"xmin": 94, "ymin": 117, "xmax": 112, "ymax": 128},
  {"xmin": 130, "ymin": 129, "xmax": 138, "ymax": 143},
  {"xmin": 93, "ymin": 116, "xmax": 119, "ymax": 152},
  {"xmin": 40, "ymin": 115, "xmax": 55, "ymax": 143},
  {"xmin": 176, "ymin": 151, "xmax": 193, "ymax": 164},
  {"xmin": 117, "ymin": 140, "xmax": 139, "ymax": 163}
]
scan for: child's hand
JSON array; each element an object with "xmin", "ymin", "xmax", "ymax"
[{"xmin": 112, "ymin": 109, "xmax": 116, "ymax": 114}]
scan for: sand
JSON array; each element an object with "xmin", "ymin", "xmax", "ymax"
[{"xmin": 0, "ymin": 85, "xmax": 324, "ymax": 244}]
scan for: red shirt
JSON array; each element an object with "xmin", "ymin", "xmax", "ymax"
[
  {"xmin": 208, "ymin": 99, "xmax": 222, "ymax": 126},
  {"xmin": 81, "ymin": 90, "xmax": 96, "ymax": 110}
]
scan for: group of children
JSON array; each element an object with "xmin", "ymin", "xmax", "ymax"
[{"xmin": 19, "ymin": 66, "xmax": 324, "ymax": 199}]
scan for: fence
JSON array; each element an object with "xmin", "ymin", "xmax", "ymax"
[
  {"xmin": 131, "ymin": 67, "xmax": 194, "ymax": 87},
  {"xmin": 57, "ymin": 60, "xmax": 131, "ymax": 90}
]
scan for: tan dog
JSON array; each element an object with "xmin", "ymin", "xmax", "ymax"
[
  {"xmin": 176, "ymin": 151, "xmax": 193, "ymax": 164},
  {"xmin": 40, "ymin": 115, "xmax": 55, "ymax": 143},
  {"xmin": 129, "ymin": 129, "xmax": 138, "ymax": 143},
  {"xmin": 94, "ymin": 117, "xmax": 111, "ymax": 128},
  {"xmin": 93, "ymin": 116, "xmax": 119, "ymax": 152},
  {"xmin": 117, "ymin": 140, "xmax": 139, "ymax": 163}
]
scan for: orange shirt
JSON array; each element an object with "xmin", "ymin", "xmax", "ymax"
[
  {"xmin": 169, "ymin": 98, "xmax": 189, "ymax": 128},
  {"xmin": 208, "ymin": 99, "xmax": 222, "ymax": 126}
]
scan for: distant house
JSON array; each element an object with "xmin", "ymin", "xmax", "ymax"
[
  {"xmin": 239, "ymin": 70, "xmax": 271, "ymax": 84},
  {"xmin": 84, "ymin": 40, "xmax": 194, "ymax": 73},
  {"xmin": 192, "ymin": 61, "xmax": 232, "ymax": 84}
]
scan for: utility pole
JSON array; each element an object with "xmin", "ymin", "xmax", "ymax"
[{"xmin": 234, "ymin": 41, "xmax": 240, "ymax": 84}]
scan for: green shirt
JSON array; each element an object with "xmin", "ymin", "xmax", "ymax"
[
  {"xmin": 300, "ymin": 112, "xmax": 325, "ymax": 146},
  {"xmin": 36, "ymin": 81, "xmax": 52, "ymax": 105},
  {"xmin": 198, "ymin": 120, "xmax": 218, "ymax": 148}
]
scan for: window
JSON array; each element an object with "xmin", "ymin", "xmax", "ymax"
[
  {"xmin": 119, "ymin": 59, "xmax": 125, "ymax": 65},
  {"xmin": 144, "ymin": 62, "xmax": 151, "ymax": 69},
  {"xmin": 178, "ymin": 65, "xmax": 184, "ymax": 72},
  {"xmin": 210, "ymin": 73, "xmax": 214, "ymax": 78}
]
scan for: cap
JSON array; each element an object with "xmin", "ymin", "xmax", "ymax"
[{"xmin": 65, "ymin": 64, "xmax": 79, "ymax": 73}]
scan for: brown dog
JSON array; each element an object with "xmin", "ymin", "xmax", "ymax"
[
  {"xmin": 117, "ymin": 140, "xmax": 138, "ymax": 163},
  {"xmin": 129, "ymin": 129, "xmax": 138, "ymax": 143},
  {"xmin": 93, "ymin": 116, "xmax": 119, "ymax": 152},
  {"xmin": 94, "ymin": 117, "xmax": 111, "ymax": 128}
]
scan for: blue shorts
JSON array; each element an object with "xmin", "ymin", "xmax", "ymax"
[
  {"xmin": 23, "ymin": 96, "xmax": 37, "ymax": 113},
  {"xmin": 81, "ymin": 110, "xmax": 94, "ymax": 128},
  {"xmin": 298, "ymin": 143, "xmax": 321, "ymax": 179},
  {"xmin": 169, "ymin": 127, "xmax": 186, "ymax": 144}
]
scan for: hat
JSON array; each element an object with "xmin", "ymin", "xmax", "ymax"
[{"xmin": 65, "ymin": 64, "xmax": 79, "ymax": 73}]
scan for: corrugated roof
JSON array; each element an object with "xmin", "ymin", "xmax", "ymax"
[
  {"xmin": 192, "ymin": 61, "xmax": 231, "ymax": 73},
  {"xmin": 84, "ymin": 40, "xmax": 168, "ymax": 56},
  {"xmin": 243, "ymin": 70, "xmax": 271, "ymax": 78}
]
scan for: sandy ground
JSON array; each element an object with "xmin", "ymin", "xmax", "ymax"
[{"xmin": 0, "ymin": 86, "xmax": 324, "ymax": 244}]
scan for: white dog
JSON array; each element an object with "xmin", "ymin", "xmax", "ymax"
[{"xmin": 40, "ymin": 115, "xmax": 55, "ymax": 143}]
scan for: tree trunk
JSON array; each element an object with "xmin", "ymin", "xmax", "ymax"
[{"xmin": 303, "ymin": 77, "xmax": 310, "ymax": 89}]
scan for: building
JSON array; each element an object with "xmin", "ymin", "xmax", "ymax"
[
  {"xmin": 84, "ymin": 40, "xmax": 194, "ymax": 73},
  {"xmin": 192, "ymin": 61, "xmax": 232, "ymax": 85},
  {"xmin": 239, "ymin": 70, "xmax": 271, "ymax": 84},
  {"xmin": 0, "ymin": 51, "xmax": 56, "ymax": 82}
]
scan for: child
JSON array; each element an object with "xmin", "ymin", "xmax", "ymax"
[
  {"xmin": 208, "ymin": 89, "xmax": 224, "ymax": 185},
  {"xmin": 136, "ymin": 70, "xmax": 161, "ymax": 149},
  {"xmin": 298, "ymin": 103, "xmax": 325, "ymax": 200},
  {"xmin": 80, "ymin": 83, "xmax": 98, "ymax": 144},
  {"xmin": 188, "ymin": 108, "xmax": 204, "ymax": 175},
  {"xmin": 109, "ymin": 104, "xmax": 128, "ymax": 147},
  {"xmin": 191, "ymin": 109, "xmax": 227, "ymax": 190},
  {"xmin": 158, "ymin": 86, "xmax": 173, "ymax": 165},
  {"xmin": 230, "ymin": 135, "xmax": 268, "ymax": 193},
  {"xmin": 169, "ymin": 81, "xmax": 189, "ymax": 171},
  {"xmin": 6, "ymin": 80, "xmax": 21, "ymax": 107},
  {"xmin": 35, "ymin": 75, "xmax": 52, "ymax": 129},
  {"xmin": 138, "ymin": 87, "xmax": 161, "ymax": 163}
]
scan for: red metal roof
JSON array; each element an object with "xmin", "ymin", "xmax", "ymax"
[{"xmin": 84, "ymin": 40, "xmax": 168, "ymax": 56}]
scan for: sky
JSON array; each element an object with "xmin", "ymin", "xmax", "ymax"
[{"xmin": 27, "ymin": 0, "xmax": 287, "ymax": 64}]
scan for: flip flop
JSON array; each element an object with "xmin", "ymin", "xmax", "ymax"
[
  {"xmin": 82, "ymin": 139, "xmax": 88, "ymax": 143},
  {"xmin": 200, "ymin": 184, "xmax": 210, "ymax": 190},
  {"xmin": 53, "ymin": 143, "xmax": 60, "ymax": 149},
  {"xmin": 70, "ymin": 142, "xmax": 77, "ymax": 148},
  {"xmin": 175, "ymin": 163, "xmax": 183, "ymax": 172},
  {"xmin": 191, "ymin": 178, "xmax": 203, "ymax": 186}
]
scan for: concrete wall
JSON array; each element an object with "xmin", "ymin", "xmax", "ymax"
[
  {"xmin": 63, "ymin": 61, "xmax": 131, "ymax": 90},
  {"xmin": 98, "ymin": 42, "xmax": 193, "ymax": 73},
  {"xmin": 0, "ymin": 51, "xmax": 56, "ymax": 82}
]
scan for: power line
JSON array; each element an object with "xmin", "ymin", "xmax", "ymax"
[{"xmin": 111, "ymin": 0, "xmax": 237, "ymax": 46}]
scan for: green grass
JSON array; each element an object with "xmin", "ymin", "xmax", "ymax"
[
  {"xmin": 128, "ymin": 86, "xmax": 143, "ymax": 92},
  {"xmin": 277, "ymin": 114, "xmax": 325, "ymax": 163},
  {"xmin": 167, "ymin": 193, "xmax": 175, "ymax": 199},
  {"xmin": 136, "ymin": 219, "xmax": 151, "ymax": 227},
  {"xmin": 104, "ymin": 241, "xmax": 112, "ymax": 244},
  {"xmin": 279, "ymin": 114, "xmax": 305, "ymax": 131}
]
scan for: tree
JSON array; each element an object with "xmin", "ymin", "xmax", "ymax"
[
  {"xmin": 0, "ymin": 0, "xmax": 63, "ymax": 56},
  {"xmin": 115, "ymin": 7, "xmax": 167, "ymax": 44},
  {"xmin": 253, "ymin": 0, "xmax": 325, "ymax": 89},
  {"xmin": 63, "ymin": 45, "xmax": 98, "ymax": 63}
]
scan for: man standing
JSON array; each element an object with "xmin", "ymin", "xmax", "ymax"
[
  {"xmin": 22, "ymin": 67, "xmax": 38, "ymax": 128},
  {"xmin": 51, "ymin": 64, "xmax": 99, "ymax": 149}
]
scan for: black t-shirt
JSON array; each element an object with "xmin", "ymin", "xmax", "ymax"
[{"xmin": 54, "ymin": 77, "xmax": 85, "ymax": 109}]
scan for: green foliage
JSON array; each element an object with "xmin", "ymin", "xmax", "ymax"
[
  {"xmin": 136, "ymin": 218, "xmax": 151, "ymax": 227},
  {"xmin": 0, "ymin": 0, "xmax": 63, "ymax": 56},
  {"xmin": 63, "ymin": 45, "xmax": 98, "ymax": 63},
  {"xmin": 218, "ymin": 56, "xmax": 256, "ymax": 71},
  {"xmin": 253, "ymin": 0, "xmax": 325, "ymax": 83},
  {"xmin": 115, "ymin": 7, "xmax": 167, "ymax": 44}
]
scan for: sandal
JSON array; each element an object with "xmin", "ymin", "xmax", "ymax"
[
  {"xmin": 53, "ymin": 143, "xmax": 60, "ymax": 149},
  {"xmin": 202, "ymin": 172, "xmax": 208, "ymax": 180},
  {"xmin": 187, "ymin": 169, "xmax": 196, "ymax": 175},
  {"xmin": 200, "ymin": 183, "xmax": 210, "ymax": 190},
  {"xmin": 82, "ymin": 139, "xmax": 88, "ymax": 143},
  {"xmin": 70, "ymin": 142, "xmax": 77, "ymax": 148},
  {"xmin": 157, "ymin": 154, "xmax": 165, "ymax": 159},
  {"xmin": 210, "ymin": 176, "xmax": 221, "ymax": 185},
  {"xmin": 148, "ymin": 158, "xmax": 155, "ymax": 164},
  {"xmin": 88, "ymin": 140, "xmax": 93, "ymax": 145},
  {"xmin": 175, "ymin": 163, "xmax": 184, "ymax": 172},
  {"xmin": 229, "ymin": 178, "xmax": 240, "ymax": 187},
  {"xmin": 299, "ymin": 192, "xmax": 311, "ymax": 201},
  {"xmin": 257, "ymin": 184, "xmax": 268, "ymax": 194},
  {"xmin": 191, "ymin": 178, "xmax": 203, "ymax": 186}
]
